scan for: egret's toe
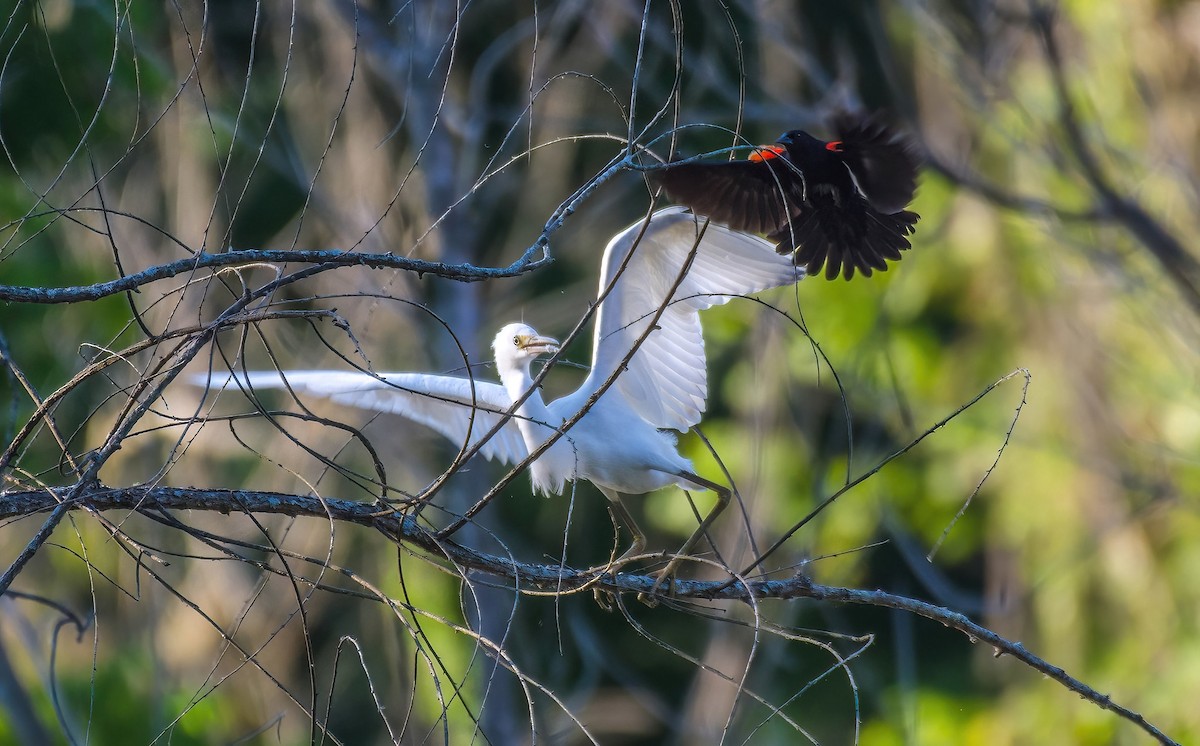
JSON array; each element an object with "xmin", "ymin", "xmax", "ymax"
[
  {"xmin": 593, "ymin": 587, "xmax": 618, "ymax": 611},
  {"xmin": 638, "ymin": 565, "xmax": 679, "ymax": 606}
]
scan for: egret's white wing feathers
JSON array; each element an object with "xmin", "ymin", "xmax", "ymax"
[
  {"xmin": 191, "ymin": 370, "xmax": 528, "ymax": 464},
  {"xmin": 585, "ymin": 207, "xmax": 802, "ymax": 431}
]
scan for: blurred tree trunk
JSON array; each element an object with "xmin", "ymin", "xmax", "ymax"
[{"xmin": 367, "ymin": 1, "xmax": 521, "ymax": 740}]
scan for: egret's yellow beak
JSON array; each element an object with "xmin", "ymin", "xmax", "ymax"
[{"xmin": 518, "ymin": 333, "xmax": 560, "ymax": 356}]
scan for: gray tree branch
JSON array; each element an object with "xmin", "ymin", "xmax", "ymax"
[{"xmin": 0, "ymin": 248, "xmax": 552, "ymax": 305}]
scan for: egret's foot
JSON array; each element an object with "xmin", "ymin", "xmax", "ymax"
[
  {"xmin": 637, "ymin": 563, "xmax": 681, "ymax": 606},
  {"xmin": 588, "ymin": 552, "xmax": 642, "ymax": 611}
]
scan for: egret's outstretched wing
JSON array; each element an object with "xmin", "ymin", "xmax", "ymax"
[
  {"xmin": 584, "ymin": 206, "xmax": 803, "ymax": 431},
  {"xmin": 190, "ymin": 370, "xmax": 528, "ymax": 464}
]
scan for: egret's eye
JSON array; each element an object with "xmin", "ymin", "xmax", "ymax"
[{"xmin": 513, "ymin": 335, "xmax": 521, "ymax": 347}]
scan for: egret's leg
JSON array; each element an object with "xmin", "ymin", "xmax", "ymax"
[
  {"xmin": 643, "ymin": 472, "xmax": 731, "ymax": 603},
  {"xmin": 592, "ymin": 487, "xmax": 647, "ymax": 609},
  {"xmin": 602, "ymin": 488, "xmax": 647, "ymax": 561}
]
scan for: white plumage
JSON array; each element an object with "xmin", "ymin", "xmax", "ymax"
[{"xmin": 193, "ymin": 207, "xmax": 802, "ymax": 592}]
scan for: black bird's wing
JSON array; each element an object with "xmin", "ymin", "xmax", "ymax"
[
  {"xmin": 772, "ymin": 198, "xmax": 920, "ymax": 280},
  {"xmin": 649, "ymin": 159, "xmax": 805, "ymax": 236},
  {"xmin": 833, "ymin": 112, "xmax": 920, "ymax": 215}
]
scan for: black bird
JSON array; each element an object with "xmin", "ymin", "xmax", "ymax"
[{"xmin": 650, "ymin": 112, "xmax": 921, "ymax": 280}]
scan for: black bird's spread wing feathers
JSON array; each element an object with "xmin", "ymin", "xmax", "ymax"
[
  {"xmin": 772, "ymin": 199, "xmax": 919, "ymax": 280},
  {"xmin": 649, "ymin": 159, "xmax": 803, "ymax": 236},
  {"xmin": 833, "ymin": 112, "xmax": 920, "ymax": 215}
]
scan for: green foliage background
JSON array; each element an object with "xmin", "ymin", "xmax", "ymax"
[{"xmin": 0, "ymin": 1, "xmax": 1197, "ymax": 743}]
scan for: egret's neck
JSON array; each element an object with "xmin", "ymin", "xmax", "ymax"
[
  {"xmin": 497, "ymin": 358, "xmax": 573, "ymax": 495},
  {"xmin": 498, "ymin": 361, "xmax": 553, "ymax": 428}
]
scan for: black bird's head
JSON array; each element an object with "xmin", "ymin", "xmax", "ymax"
[
  {"xmin": 778, "ymin": 129, "xmax": 844, "ymax": 161},
  {"xmin": 748, "ymin": 129, "xmax": 835, "ymax": 164}
]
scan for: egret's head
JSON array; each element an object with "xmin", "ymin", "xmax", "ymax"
[{"xmin": 492, "ymin": 323, "xmax": 559, "ymax": 372}]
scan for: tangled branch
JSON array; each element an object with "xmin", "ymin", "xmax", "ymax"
[{"xmin": 0, "ymin": 484, "xmax": 1180, "ymax": 746}]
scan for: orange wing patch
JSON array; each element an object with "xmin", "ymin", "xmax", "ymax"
[{"xmin": 748, "ymin": 144, "xmax": 786, "ymax": 162}]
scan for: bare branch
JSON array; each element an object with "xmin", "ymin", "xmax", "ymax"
[{"xmin": 0, "ymin": 248, "xmax": 552, "ymax": 305}]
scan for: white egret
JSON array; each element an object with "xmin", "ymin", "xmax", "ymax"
[{"xmin": 193, "ymin": 207, "xmax": 802, "ymax": 599}]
